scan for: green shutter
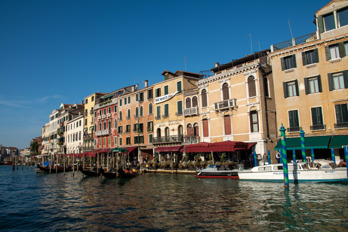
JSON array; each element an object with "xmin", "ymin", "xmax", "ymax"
[
  {"xmin": 136, "ymin": 94, "xmax": 139, "ymax": 101},
  {"xmin": 292, "ymin": 55, "xmax": 297, "ymax": 68},
  {"xmin": 164, "ymin": 86, "xmax": 168, "ymax": 95},
  {"xmin": 339, "ymin": 42, "xmax": 346, "ymax": 58},
  {"xmin": 295, "ymin": 79, "xmax": 299, "ymax": 96},
  {"xmin": 177, "ymin": 81, "xmax": 182, "ymax": 93},
  {"xmin": 281, "ymin": 57, "xmax": 285, "ymax": 70},
  {"xmin": 283, "ymin": 82, "xmax": 288, "ymax": 98},
  {"xmin": 177, "ymin": 101, "xmax": 182, "ymax": 114},
  {"xmin": 311, "ymin": 108, "xmax": 318, "ymax": 125},
  {"xmin": 314, "ymin": 48, "xmax": 319, "ymax": 63},
  {"xmin": 157, "ymin": 106, "xmax": 160, "ymax": 118},
  {"xmin": 149, "ymin": 104, "xmax": 152, "ymax": 114},
  {"xmin": 165, "ymin": 104, "xmax": 169, "ymax": 116},
  {"xmin": 328, "ymin": 73, "xmax": 334, "ymax": 91},
  {"xmin": 304, "ymin": 77, "xmax": 309, "ymax": 95},
  {"xmin": 318, "ymin": 16, "xmax": 324, "ymax": 33},
  {"xmin": 325, "ymin": 46, "xmax": 331, "ymax": 60},
  {"xmin": 302, "ymin": 52, "xmax": 307, "ymax": 66},
  {"xmin": 343, "ymin": 70, "xmax": 348, "ymax": 89},
  {"xmin": 140, "ymin": 106, "xmax": 143, "ymax": 116},
  {"xmin": 317, "ymin": 75, "xmax": 322, "ymax": 92}
]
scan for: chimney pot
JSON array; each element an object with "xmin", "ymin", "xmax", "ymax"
[
  {"xmin": 144, "ymin": 80, "xmax": 148, "ymax": 88},
  {"xmin": 215, "ymin": 62, "xmax": 219, "ymax": 67}
]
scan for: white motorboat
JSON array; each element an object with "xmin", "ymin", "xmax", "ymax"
[
  {"xmin": 238, "ymin": 159, "xmax": 347, "ymax": 182},
  {"xmin": 196, "ymin": 164, "xmax": 239, "ymax": 179}
]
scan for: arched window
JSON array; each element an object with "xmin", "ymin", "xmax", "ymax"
[
  {"xmin": 114, "ymin": 119, "xmax": 117, "ymax": 128},
  {"xmin": 186, "ymin": 98, "xmax": 191, "ymax": 109},
  {"xmin": 201, "ymin": 89, "xmax": 207, "ymax": 107},
  {"xmin": 127, "ymin": 109, "xmax": 130, "ymax": 119},
  {"xmin": 178, "ymin": 125, "xmax": 183, "ymax": 137},
  {"xmin": 248, "ymin": 76, "xmax": 256, "ymax": 97},
  {"xmin": 149, "ymin": 103, "xmax": 153, "ymax": 115},
  {"xmin": 140, "ymin": 106, "xmax": 143, "ymax": 117},
  {"xmin": 119, "ymin": 111, "xmax": 122, "ymax": 121},
  {"xmin": 135, "ymin": 107, "xmax": 139, "ymax": 117},
  {"xmin": 108, "ymin": 121, "xmax": 111, "ymax": 130},
  {"xmin": 187, "ymin": 123, "xmax": 193, "ymax": 137},
  {"xmin": 192, "ymin": 96, "xmax": 198, "ymax": 107},
  {"xmin": 157, "ymin": 128, "xmax": 161, "ymax": 138},
  {"xmin": 222, "ymin": 83, "xmax": 229, "ymax": 100},
  {"xmin": 193, "ymin": 123, "xmax": 199, "ymax": 136}
]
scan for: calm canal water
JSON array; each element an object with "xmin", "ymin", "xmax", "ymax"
[{"xmin": 0, "ymin": 166, "xmax": 348, "ymax": 232}]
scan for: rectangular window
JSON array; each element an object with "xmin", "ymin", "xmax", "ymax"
[
  {"xmin": 281, "ymin": 55, "xmax": 296, "ymax": 70},
  {"xmin": 311, "ymin": 107, "xmax": 324, "ymax": 130},
  {"xmin": 91, "ymin": 96, "xmax": 94, "ymax": 101},
  {"xmin": 126, "ymin": 125, "xmax": 131, "ymax": 133},
  {"xmin": 164, "ymin": 86, "xmax": 168, "ymax": 95},
  {"xmin": 126, "ymin": 137, "xmax": 131, "ymax": 145},
  {"xmin": 335, "ymin": 103, "xmax": 348, "ymax": 128},
  {"xmin": 283, "ymin": 80, "xmax": 299, "ymax": 98},
  {"xmin": 302, "ymin": 49, "xmax": 319, "ymax": 65},
  {"xmin": 203, "ymin": 119, "xmax": 209, "ymax": 137},
  {"xmin": 133, "ymin": 123, "xmax": 138, "ymax": 132},
  {"xmin": 330, "ymin": 44, "xmax": 340, "ymax": 59},
  {"xmin": 177, "ymin": 101, "xmax": 182, "ymax": 115},
  {"xmin": 305, "ymin": 75, "xmax": 322, "ymax": 94},
  {"xmin": 345, "ymin": 42, "xmax": 348, "ymax": 55},
  {"xmin": 177, "ymin": 81, "xmax": 182, "ymax": 93},
  {"xmin": 156, "ymin": 106, "xmax": 161, "ymax": 119},
  {"xmin": 149, "ymin": 134, "xmax": 153, "ymax": 143},
  {"xmin": 108, "ymin": 137, "xmax": 111, "ymax": 147},
  {"xmin": 147, "ymin": 121, "xmax": 153, "ymax": 132},
  {"xmin": 134, "ymin": 136, "xmax": 144, "ymax": 144},
  {"xmin": 114, "ymin": 136, "xmax": 117, "ymax": 146},
  {"xmin": 103, "ymin": 138, "xmax": 106, "ymax": 148},
  {"xmin": 128, "ymin": 96, "xmax": 130, "ymax": 104},
  {"xmin": 118, "ymin": 126, "xmax": 123, "ymax": 134},
  {"xmin": 156, "ymin": 88, "xmax": 161, "ymax": 97},
  {"xmin": 164, "ymin": 104, "xmax": 169, "ymax": 118},
  {"xmin": 338, "ymin": 7, "xmax": 348, "ymax": 27},
  {"xmin": 250, "ymin": 111, "xmax": 259, "ymax": 133},
  {"xmin": 328, "ymin": 71, "xmax": 348, "ymax": 90},
  {"xmin": 288, "ymin": 110, "xmax": 300, "ymax": 132},
  {"xmin": 224, "ymin": 115, "xmax": 232, "ymax": 135},
  {"xmin": 323, "ymin": 12, "xmax": 335, "ymax": 31},
  {"xmin": 139, "ymin": 92, "xmax": 144, "ymax": 102},
  {"xmin": 114, "ymin": 106, "xmax": 117, "ymax": 112},
  {"xmin": 119, "ymin": 138, "xmax": 122, "ymax": 146},
  {"xmin": 124, "ymin": 98, "xmax": 127, "ymax": 105},
  {"xmin": 119, "ymin": 99, "xmax": 122, "ymax": 106},
  {"xmin": 148, "ymin": 89, "xmax": 153, "ymax": 99}
]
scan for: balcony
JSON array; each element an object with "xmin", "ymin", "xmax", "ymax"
[
  {"xmin": 271, "ymin": 32, "xmax": 317, "ymax": 52},
  {"xmin": 155, "ymin": 115, "xmax": 161, "ymax": 120},
  {"xmin": 335, "ymin": 122, "xmax": 348, "ymax": 129},
  {"xmin": 102, "ymin": 115, "xmax": 106, "ymax": 119},
  {"xmin": 95, "ymin": 129, "xmax": 110, "ymax": 136},
  {"xmin": 152, "ymin": 135, "xmax": 184, "ymax": 144},
  {"xmin": 184, "ymin": 136, "xmax": 200, "ymax": 144},
  {"xmin": 162, "ymin": 114, "xmax": 169, "ymax": 119},
  {"xmin": 183, "ymin": 107, "xmax": 198, "ymax": 117},
  {"xmin": 310, "ymin": 124, "xmax": 326, "ymax": 131},
  {"xmin": 214, "ymin": 99, "xmax": 237, "ymax": 111}
]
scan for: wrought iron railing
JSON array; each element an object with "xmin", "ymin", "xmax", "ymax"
[
  {"xmin": 310, "ymin": 124, "xmax": 326, "ymax": 131},
  {"xmin": 272, "ymin": 32, "xmax": 317, "ymax": 52},
  {"xmin": 152, "ymin": 135, "xmax": 184, "ymax": 143},
  {"xmin": 214, "ymin": 99, "xmax": 237, "ymax": 111},
  {"xmin": 335, "ymin": 122, "xmax": 348, "ymax": 129},
  {"xmin": 184, "ymin": 107, "xmax": 198, "ymax": 116}
]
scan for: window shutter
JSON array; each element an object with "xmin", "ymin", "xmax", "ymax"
[
  {"xmin": 317, "ymin": 75, "xmax": 322, "ymax": 92},
  {"xmin": 177, "ymin": 101, "xmax": 182, "ymax": 114},
  {"xmin": 314, "ymin": 48, "xmax": 319, "ymax": 63},
  {"xmin": 281, "ymin": 57, "xmax": 285, "ymax": 70},
  {"xmin": 302, "ymin": 52, "xmax": 307, "ymax": 66},
  {"xmin": 318, "ymin": 16, "xmax": 324, "ymax": 33},
  {"xmin": 165, "ymin": 104, "xmax": 169, "ymax": 116},
  {"xmin": 295, "ymin": 79, "xmax": 299, "ymax": 96},
  {"xmin": 292, "ymin": 55, "xmax": 297, "ymax": 68},
  {"xmin": 283, "ymin": 82, "xmax": 288, "ymax": 98},
  {"xmin": 325, "ymin": 46, "xmax": 331, "ymax": 60},
  {"xmin": 343, "ymin": 70, "xmax": 348, "ymax": 89},
  {"xmin": 177, "ymin": 81, "xmax": 182, "ymax": 93},
  {"xmin": 311, "ymin": 108, "xmax": 317, "ymax": 125},
  {"xmin": 304, "ymin": 77, "xmax": 309, "ymax": 95},
  {"xmin": 328, "ymin": 73, "xmax": 334, "ymax": 91},
  {"xmin": 339, "ymin": 42, "xmax": 346, "ymax": 58}
]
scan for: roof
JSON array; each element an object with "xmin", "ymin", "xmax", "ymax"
[{"xmin": 211, "ymin": 49, "xmax": 270, "ymax": 73}]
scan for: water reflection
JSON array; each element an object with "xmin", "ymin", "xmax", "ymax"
[{"xmin": 0, "ymin": 166, "xmax": 348, "ymax": 231}]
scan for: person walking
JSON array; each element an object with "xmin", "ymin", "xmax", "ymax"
[{"xmin": 276, "ymin": 151, "xmax": 280, "ymax": 163}]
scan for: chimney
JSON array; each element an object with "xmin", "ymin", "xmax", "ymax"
[
  {"xmin": 81, "ymin": 100, "xmax": 84, "ymax": 105},
  {"xmin": 132, "ymin": 85, "xmax": 135, "ymax": 92},
  {"xmin": 215, "ymin": 62, "xmax": 219, "ymax": 67},
  {"xmin": 144, "ymin": 80, "xmax": 148, "ymax": 88},
  {"xmin": 136, "ymin": 84, "xmax": 139, "ymax": 91}
]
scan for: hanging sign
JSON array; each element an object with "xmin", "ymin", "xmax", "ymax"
[{"xmin": 155, "ymin": 91, "xmax": 178, "ymax": 104}]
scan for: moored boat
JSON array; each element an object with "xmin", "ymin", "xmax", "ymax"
[
  {"xmin": 79, "ymin": 166, "xmax": 102, "ymax": 177},
  {"xmin": 238, "ymin": 159, "xmax": 347, "ymax": 182},
  {"xmin": 102, "ymin": 168, "xmax": 138, "ymax": 179},
  {"xmin": 38, "ymin": 163, "xmax": 74, "ymax": 173},
  {"xmin": 196, "ymin": 164, "xmax": 239, "ymax": 179}
]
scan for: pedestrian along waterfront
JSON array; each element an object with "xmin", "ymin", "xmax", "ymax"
[{"xmin": 1, "ymin": 166, "xmax": 348, "ymax": 231}]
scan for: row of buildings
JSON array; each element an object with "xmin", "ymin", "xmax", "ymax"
[{"xmin": 38, "ymin": 1, "xmax": 348, "ymax": 165}]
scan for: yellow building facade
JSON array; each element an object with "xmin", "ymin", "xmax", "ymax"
[{"xmin": 269, "ymin": 0, "xmax": 348, "ymax": 161}]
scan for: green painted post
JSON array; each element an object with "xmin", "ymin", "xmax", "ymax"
[
  {"xmin": 300, "ymin": 128, "xmax": 306, "ymax": 162},
  {"xmin": 280, "ymin": 124, "xmax": 289, "ymax": 188}
]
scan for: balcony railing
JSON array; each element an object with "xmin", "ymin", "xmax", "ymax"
[
  {"xmin": 310, "ymin": 124, "xmax": 326, "ymax": 131},
  {"xmin": 96, "ymin": 129, "xmax": 110, "ymax": 136},
  {"xmin": 184, "ymin": 107, "xmax": 198, "ymax": 116},
  {"xmin": 162, "ymin": 114, "xmax": 169, "ymax": 119},
  {"xmin": 287, "ymin": 127, "xmax": 300, "ymax": 133},
  {"xmin": 272, "ymin": 32, "xmax": 317, "ymax": 52},
  {"xmin": 335, "ymin": 122, "xmax": 348, "ymax": 129},
  {"xmin": 214, "ymin": 99, "xmax": 237, "ymax": 111},
  {"xmin": 152, "ymin": 135, "xmax": 184, "ymax": 143},
  {"xmin": 184, "ymin": 136, "xmax": 200, "ymax": 144}
]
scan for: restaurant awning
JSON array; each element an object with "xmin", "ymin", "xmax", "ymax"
[
  {"xmin": 185, "ymin": 142, "xmax": 211, "ymax": 153},
  {"xmin": 329, "ymin": 135, "xmax": 348, "ymax": 149},
  {"xmin": 155, "ymin": 146, "xmax": 183, "ymax": 152},
  {"xmin": 185, "ymin": 141, "xmax": 252, "ymax": 153},
  {"xmin": 275, "ymin": 136, "xmax": 331, "ymax": 150},
  {"xmin": 111, "ymin": 148, "xmax": 128, "ymax": 153},
  {"xmin": 126, "ymin": 146, "xmax": 138, "ymax": 153},
  {"xmin": 95, "ymin": 149, "xmax": 110, "ymax": 153}
]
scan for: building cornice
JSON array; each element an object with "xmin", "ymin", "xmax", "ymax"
[{"xmin": 197, "ymin": 63, "xmax": 261, "ymax": 87}]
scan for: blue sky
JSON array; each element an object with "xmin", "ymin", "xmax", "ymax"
[{"xmin": 0, "ymin": 0, "xmax": 328, "ymax": 149}]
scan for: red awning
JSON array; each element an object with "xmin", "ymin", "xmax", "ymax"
[
  {"xmin": 155, "ymin": 146, "xmax": 183, "ymax": 152},
  {"xmin": 185, "ymin": 142, "xmax": 211, "ymax": 153},
  {"xmin": 95, "ymin": 149, "xmax": 110, "ymax": 153},
  {"xmin": 126, "ymin": 146, "xmax": 138, "ymax": 153},
  {"xmin": 246, "ymin": 143, "xmax": 257, "ymax": 149},
  {"xmin": 185, "ymin": 141, "xmax": 252, "ymax": 153}
]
